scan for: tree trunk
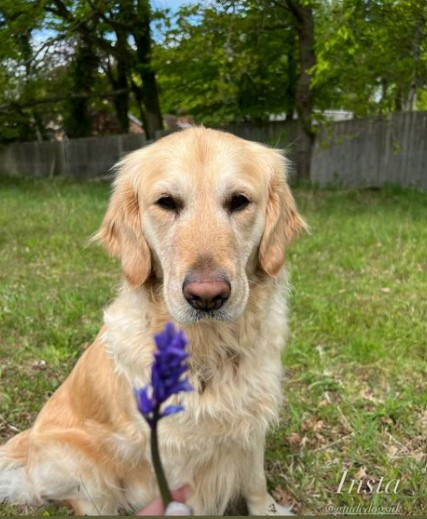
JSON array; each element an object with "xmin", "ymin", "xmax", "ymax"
[
  {"xmin": 113, "ymin": 34, "xmax": 130, "ymax": 134},
  {"xmin": 286, "ymin": 0, "xmax": 315, "ymax": 182},
  {"xmin": 48, "ymin": 0, "xmax": 161, "ymax": 138},
  {"xmin": 66, "ymin": 38, "xmax": 97, "ymax": 137},
  {"xmin": 139, "ymin": 67, "xmax": 163, "ymax": 139},
  {"xmin": 133, "ymin": 0, "xmax": 163, "ymax": 140},
  {"xmin": 130, "ymin": 79, "xmax": 150, "ymax": 137},
  {"xmin": 403, "ymin": 12, "xmax": 423, "ymax": 112},
  {"xmin": 285, "ymin": 29, "xmax": 298, "ymax": 121}
]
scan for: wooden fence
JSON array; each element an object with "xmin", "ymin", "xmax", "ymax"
[
  {"xmin": 0, "ymin": 121, "xmax": 299, "ymax": 180},
  {"xmin": 0, "ymin": 134, "xmax": 148, "ymax": 180},
  {"xmin": 0, "ymin": 113, "xmax": 426, "ymax": 191},
  {"xmin": 311, "ymin": 111, "xmax": 427, "ymax": 191}
]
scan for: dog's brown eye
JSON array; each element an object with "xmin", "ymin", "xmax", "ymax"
[
  {"xmin": 156, "ymin": 196, "xmax": 181, "ymax": 212},
  {"xmin": 228, "ymin": 194, "xmax": 251, "ymax": 213}
]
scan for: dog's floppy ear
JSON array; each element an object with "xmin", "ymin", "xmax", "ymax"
[
  {"xmin": 94, "ymin": 164, "xmax": 151, "ymax": 287},
  {"xmin": 259, "ymin": 151, "xmax": 307, "ymax": 277}
]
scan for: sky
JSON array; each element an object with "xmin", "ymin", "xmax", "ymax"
[
  {"xmin": 151, "ymin": 0, "xmax": 198, "ymax": 10},
  {"xmin": 33, "ymin": 1, "xmax": 199, "ymax": 44}
]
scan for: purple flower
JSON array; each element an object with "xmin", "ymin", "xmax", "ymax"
[
  {"xmin": 135, "ymin": 322, "xmax": 192, "ymax": 428},
  {"xmin": 135, "ymin": 323, "xmax": 193, "ymax": 509}
]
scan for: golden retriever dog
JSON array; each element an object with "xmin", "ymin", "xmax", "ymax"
[{"xmin": 0, "ymin": 127, "xmax": 305, "ymax": 515}]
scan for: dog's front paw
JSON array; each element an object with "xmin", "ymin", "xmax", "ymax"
[
  {"xmin": 266, "ymin": 500, "xmax": 293, "ymax": 516},
  {"xmin": 248, "ymin": 494, "xmax": 293, "ymax": 516}
]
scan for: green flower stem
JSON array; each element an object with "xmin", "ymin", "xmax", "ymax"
[{"xmin": 151, "ymin": 407, "xmax": 173, "ymax": 509}]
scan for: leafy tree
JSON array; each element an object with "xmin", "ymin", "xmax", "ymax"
[
  {"xmin": 154, "ymin": 0, "xmax": 427, "ymax": 179},
  {"xmin": 0, "ymin": 0, "xmax": 164, "ymax": 140},
  {"xmin": 313, "ymin": 0, "xmax": 427, "ymax": 116},
  {"xmin": 260, "ymin": 0, "xmax": 317, "ymax": 180},
  {"xmin": 0, "ymin": 0, "xmax": 48, "ymax": 141},
  {"xmin": 1, "ymin": 0, "xmax": 426, "ymax": 166},
  {"xmin": 153, "ymin": 1, "xmax": 299, "ymax": 125},
  {"xmin": 154, "ymin": 0, "xmax": 316, "ymax": 179},
  {"xmin": 84, "ymin": 0, "xmax": 164, "ymax": 137}
]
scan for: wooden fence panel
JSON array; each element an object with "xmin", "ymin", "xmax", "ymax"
[
  {"xmin": 1, "ymin": 114, "xmax": 426, "ymax": 191},
  {"xmin": 312, "ymin": 112, "xmax": 427, "ymax": 190}
]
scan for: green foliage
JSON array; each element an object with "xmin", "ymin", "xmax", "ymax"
[
  {"xmin": 0, "ymin": 0, "xmax": 162, "ymax": 142},
  {"xmin": 0, "ymin": 0, "xmax": 427, "ymax": 140},
  {"xmin": 313, "ymin": 0, "xmax": 427, "ymax": 115},
  {"xmin": 153, "ymin": 1, "xmax": 297, "ymax": 124},
  {"xmin": 153, "ymin": 0, "xmax": 427, "ymax": 122},
  {"xmin": 0, "ymin": 1, "xmax": 48, "ymax": 141}
]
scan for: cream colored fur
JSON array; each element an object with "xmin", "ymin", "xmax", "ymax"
[{"xmin": 0, "ymin": 128, "xmax": 305, "ymax": 515}]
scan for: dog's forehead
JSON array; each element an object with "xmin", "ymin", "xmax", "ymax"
[{"xmin": 140, "ymin": 128, "xmax": 272, "ymax": 193}]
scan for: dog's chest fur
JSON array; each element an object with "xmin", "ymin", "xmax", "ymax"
[
  {"xmin": 103, "ymin": 275, "xmax": 288, "ymax": 456},
  {"xmin": 100, "ymin": 278, "xmax": 289, "ymax": 514}
]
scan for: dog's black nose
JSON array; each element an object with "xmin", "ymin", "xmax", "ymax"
[{"xmin": 183, "ymin": 278, "xmax": 231, "ymax": 311}]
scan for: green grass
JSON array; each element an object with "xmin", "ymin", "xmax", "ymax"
[{"xmin": 0, "ymin": 176, "xmax": 426, "ymax": 515}]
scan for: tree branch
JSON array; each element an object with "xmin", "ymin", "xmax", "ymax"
[
  {"xmin": 284, "ymin": 0, "xmax": 305, "ymax": 25},
  {"xmin": 0, "ymin": 89, "xmax": 130, "ymax": 114}
]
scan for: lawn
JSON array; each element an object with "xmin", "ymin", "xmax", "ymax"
[{"xmin": 0, "ymin": 175, "xmax": 426, "ymax": 516}]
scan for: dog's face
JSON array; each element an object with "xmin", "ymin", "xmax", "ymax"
[{"xmin": 96, "ymin": 128, "xmax": 305, "ymax": 323}]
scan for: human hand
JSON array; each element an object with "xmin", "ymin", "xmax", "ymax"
[{"xmin": 138, "ymin": 485, "xmax": 193, "ymax": 516}]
